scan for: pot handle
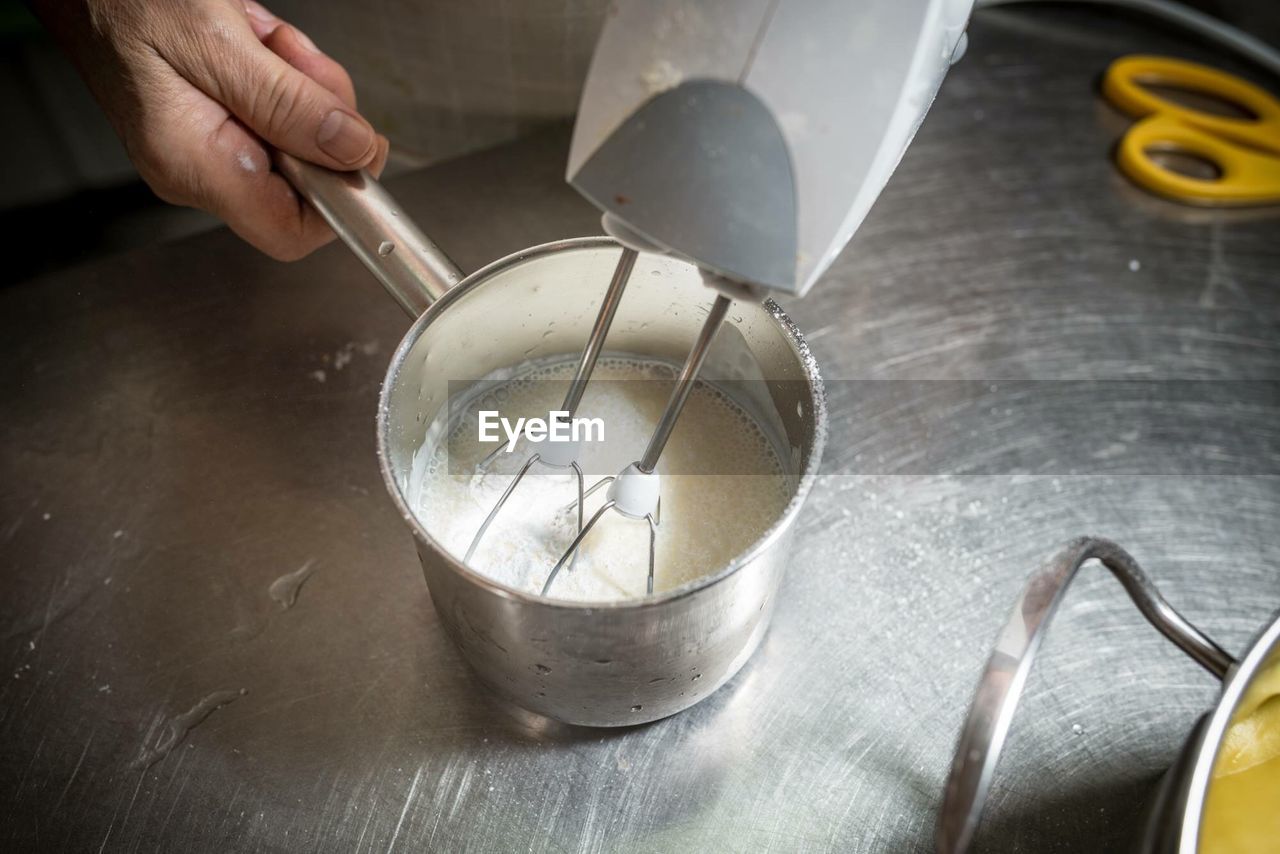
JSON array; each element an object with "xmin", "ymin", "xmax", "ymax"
[
  {"xmin": 275, "ymin": 153, "xmax": 463, "ymax": 317},
  {"xmin": 936, "ymin": 536, "xmax": 1235, "ymax": 854}
]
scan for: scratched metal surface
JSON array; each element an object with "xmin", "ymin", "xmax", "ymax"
[{"xmin": 3, "ymin": 7, "xmax": 1280, "ymax": 853}]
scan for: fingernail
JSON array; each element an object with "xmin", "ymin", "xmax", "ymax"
[
  {"xmin": 317, "ymin": 110, "xmax": 374, "ymax": 165},
  {"xmin": 244, "ymin": 1, "xmax": 277, "ymax": 23},
  {"xmin": 290, "ymin": 26, "xmax": 320, "ymax": 53}
]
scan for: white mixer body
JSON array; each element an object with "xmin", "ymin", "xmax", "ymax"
[{"xmin": 567, "ymin": 0, "xmax": 974, "ymax": 296}]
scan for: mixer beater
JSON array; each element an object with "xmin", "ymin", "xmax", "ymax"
[
  {"xmin": 465, "ymin": 247, "xmax": 638, "ymax": 566},
  {"xmin": 463, "ymin": 247, "xmax": 735, "ymax": 597},
  {"xmin": 542, "ymin": 292, "xmax": 732, "ymax": 596}
]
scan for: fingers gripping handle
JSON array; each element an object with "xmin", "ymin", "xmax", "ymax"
[{"xmin": 275, "ymin": 153, "xmax": 463, "ymax": 316}]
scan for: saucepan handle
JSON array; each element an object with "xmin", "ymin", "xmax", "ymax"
[
  {"xmin": 936, "ymin": 536, "xmax": 1236, "ymax": 854},
  {"xmin": 275, "ymin": 153, "xmax": 464, "ymax": 317}
]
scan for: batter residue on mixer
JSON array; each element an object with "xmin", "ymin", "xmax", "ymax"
[{"xmin": 408, "ymin": 357, "xmax": 793, "ymax": 601}]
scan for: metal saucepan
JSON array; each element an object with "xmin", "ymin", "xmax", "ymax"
[
  {"xmin": 938, "ymin": 536, "xmax": 1280, "ymax": 853},
  {"xmin": 275, "ymin": 155, "xmax": 827, "ymax": 727}
]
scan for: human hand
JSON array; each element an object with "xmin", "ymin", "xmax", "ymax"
[{"xmin": 34, "ymin": 0, "xmax": 389, "ymax": 260}]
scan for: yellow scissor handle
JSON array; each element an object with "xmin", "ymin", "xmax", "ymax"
[
  {"xmin": 1103, "ymin": 54, "xmax": 1280, "ymax": 156},
  {"xmin": 1117, "ymin": 114, "xmax": 1280, "ymax": 205}
]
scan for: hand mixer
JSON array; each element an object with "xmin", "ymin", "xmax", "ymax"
[{"xmin": 460, "ymin": 0, "xmax": 976, "ymax": 595}]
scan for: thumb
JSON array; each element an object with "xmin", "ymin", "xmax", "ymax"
[{"xmin": 159, "ymin": 5, "xmax": 378, "ymax": 170}]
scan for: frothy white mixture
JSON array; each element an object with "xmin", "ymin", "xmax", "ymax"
[{"xmin": 408, "ymin": 357, "xmax": 792, "ymax": 601}]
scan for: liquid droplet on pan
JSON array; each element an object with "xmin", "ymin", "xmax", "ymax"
[
  {"xmin": 378, "ymin": 241, "xmax": 395, "ymax": 256},
  {"xmin": 269, "ymin": 559, "xmax": 316, "ymax": 610},
  {"xmin": 631, "ymin": 704, "xmax": 642, "ymax": 712},
  {"xmin": 132, "ymin": 688, "xmax": 247, "ymax": 769}
]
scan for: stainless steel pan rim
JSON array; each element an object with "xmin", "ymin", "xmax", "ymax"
[
  {"xmin": 936, "ymin": 537, "xmax": 1237, "ymax": 853},
  {"xmin": 1179, "ymin": 611, "xmax": 1280, "ymax": 852},
  {"xmin": 937, "ymin": 537, "xmax": 1280, "ymax": 853},
  {"xmin": 374, "ymin": 235, "xmax": 828, "ymax": 611}
]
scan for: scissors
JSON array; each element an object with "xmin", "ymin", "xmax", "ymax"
[{"xmin": 1101, "ymin": 54, "xmax": 1280, "ymax": 206}]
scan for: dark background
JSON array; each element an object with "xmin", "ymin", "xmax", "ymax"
[{"xmin": 0, "ymin": 0, "xmax": 1276, "ymax": 284}]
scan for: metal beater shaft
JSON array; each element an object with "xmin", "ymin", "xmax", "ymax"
[
  {"xmin": 466, "ymin": 247, "xmax": 637, "ymax": 564},
  {"xmin": 543, "ymin": 292, "xmax": 732, "ymax": 596},
  {"xmin": 639, "ymin": 294, "xmax": 732, "ymax": 472},
  {"xmin": 561, "ymin": 247, "xmax": 636, "ymax": 417}
]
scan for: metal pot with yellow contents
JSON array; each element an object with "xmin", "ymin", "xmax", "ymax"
[
  {"xmin": 937, "ymin": 537, "xmax": 1280, "ymax": 854},
  {"xmin": 1179, "ymin": 618, "xmax": 1280, "ymax": 854}
]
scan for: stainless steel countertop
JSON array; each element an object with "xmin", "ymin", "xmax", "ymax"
[{"xmin": 3, "ymin": 8, "xmax": 1278, "ymax": 852}]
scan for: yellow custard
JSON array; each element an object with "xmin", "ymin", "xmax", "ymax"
[{"xmin": 1199, "ymin": 655, "xmax": 1280, "ymax": 854}]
